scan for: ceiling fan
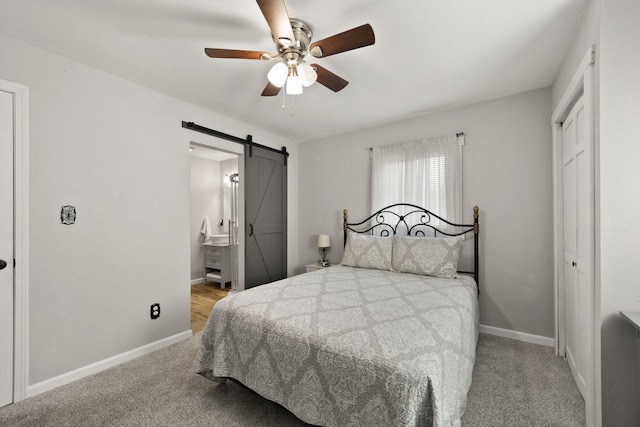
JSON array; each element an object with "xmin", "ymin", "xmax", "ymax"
[{"xmin": 204, "ymin": 0, "xmax": 375, "ymax": 96}]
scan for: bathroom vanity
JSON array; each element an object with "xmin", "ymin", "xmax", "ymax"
[{"xmin": 203, "ymin": 242, "xmax": 231, "ymax": 289}]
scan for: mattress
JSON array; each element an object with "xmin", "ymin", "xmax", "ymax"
[{"xmin": 194, "ymin": 265, "xmax": 479, "ymax": 427}]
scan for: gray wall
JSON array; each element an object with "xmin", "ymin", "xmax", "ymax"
[
  {"xmin": 189, "ymin": 156, "xmax": 221, "ymax": 282},
  {"xmin": 0, "ymin": 33, "xmax": 297, "ymax": 388},
  {"xmin": 298, "ymin": 87, "xmax": 554, "ymax": 338},
  {"xmin": 551, "ymin": 0, "xmax": 600, "ymax": 109},
  {"xmin": 599, "ymin": 0, "xmax": 640, "ymax": 424},
  {"xmin": 552, "ymin": 0, "xmax": 640, "ymax": 425}
]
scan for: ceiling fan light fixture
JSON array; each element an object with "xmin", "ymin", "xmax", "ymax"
[
  {"xmin": 298, "ymin": 61, "xmax": 317, "ymax": 87},
  {"xmin": 204, "ymin": 2, "xmax": 376, "ymax": 98},
  {"xmin": 267, "ymin": 62, "xmax": 288, "ymax": 87},
  {"xmin": 286, "ymin": 74, "xmax": 303, "ymax": 95}
]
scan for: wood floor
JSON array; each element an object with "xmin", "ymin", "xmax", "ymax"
[{"xmin": 191, "ymin": 282, "xmax": 230, "ymax": 333}]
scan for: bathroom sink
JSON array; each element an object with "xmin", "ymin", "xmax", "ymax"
[{"xmin": 208, "ymin": 234, "xmax": 229, "ymax": 245}]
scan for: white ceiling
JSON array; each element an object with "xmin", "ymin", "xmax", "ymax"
[{"xmin": 0, "ymin": 0, "xmax": 588, "ymax": 143}]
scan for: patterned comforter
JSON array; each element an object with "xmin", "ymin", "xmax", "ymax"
[{"xmin": 194, "ymin": 265, "xmax": 479, "ymax": 427}]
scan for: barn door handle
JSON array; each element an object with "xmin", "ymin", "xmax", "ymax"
[
  {"xmin": 0, "ymin": 260, "xmax": 6, "ymax": 270},
  {"xmin": 249, "ymin": 223, "xmax": 254, "ymax": 236},
  {"xmin": 572, "ymin": 261, "xmax": 577, "ymax": 267}
]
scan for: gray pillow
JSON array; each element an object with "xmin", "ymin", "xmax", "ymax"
[
  {"xmin": 340, "ymin": 231, "xmax": 393, "ymax": 271},
  {"xmin": 391, "ymin": 235, "xmax": 464, "ymax": 278}
]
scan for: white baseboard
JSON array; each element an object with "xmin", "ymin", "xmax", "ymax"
[
  {"xmin": 27, "ymin": 330, "xmax": 193, "ymax": 398},
  {"xmin": 479, "ymin": 324, "xmax": 555, "ymax": 347},
  {"xmin": 191, "ymin": 277, "xmax": 204, "ymax": 285}
]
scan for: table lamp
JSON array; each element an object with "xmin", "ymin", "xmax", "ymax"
[{"xmin": 318, "ymin": 234, "xmax": 330, "ymax": 267}]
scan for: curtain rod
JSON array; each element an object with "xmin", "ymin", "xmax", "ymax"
[{"xmin": 368, "ymin": 131, "xmax": 465, "ymax": 151}]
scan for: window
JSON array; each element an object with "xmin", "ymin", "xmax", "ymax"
[{"xmin": 371, "ymin": 134, "xmax": 463, "ymax": 233}]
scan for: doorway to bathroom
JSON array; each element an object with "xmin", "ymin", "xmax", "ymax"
[
  {"xmin": 183, "ymin": 121, "xmax": 288, "ymax": 296},
  {"xmin": 188, "ymin": 139, "xmax": 243, "ymax": 332}
]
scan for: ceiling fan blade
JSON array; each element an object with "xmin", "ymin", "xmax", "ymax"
[
  {"xmin": 261, "ymin": 81, "xmax": 282, "ymax": 96},
  {"xmin": 205, "ymin": 48, "xmax": 269, "ymax": 60},
  {"xmin": 256, "ymin": 0, "xmax": 296, "ymax": 48},
  {"xmin": 312, "ymin": 64, "xmax": 349, "ymax": 92},
  {"xmin": 309, "ymin": 24, "xmax": 375, "ymax": 58}
]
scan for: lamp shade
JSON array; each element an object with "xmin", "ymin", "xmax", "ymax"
[
  {"xmin": 286, "ymin": 75, "xmax": 303, "ymax": 95},
  {"xmin": 298, "ymin": 61, "xmax": 317, "ymax": 87},
  {"xmin": 317, "ymin": 234, "xmax": 330, "ymax": 248},
  {"xmin": 267, "ymin": 62, "xmax": 288, "ymax": 88}
]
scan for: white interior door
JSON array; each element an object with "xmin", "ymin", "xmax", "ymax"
[
  {"xmin": 0, "ymin": 89, "xmax": 15, "ymax": 407},
  {"xmin": 562, "ymin": 94, "xmax": 593, "ymax": 400}
]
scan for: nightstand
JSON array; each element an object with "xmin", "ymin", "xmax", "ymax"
[{"xmin": 305, "ymin": 263, "xmax": 327, "ymax": 273}]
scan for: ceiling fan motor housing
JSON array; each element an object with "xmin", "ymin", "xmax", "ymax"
[{"xmin": 276, "ymin": 18, "xmax": 313, "ymax": 64}]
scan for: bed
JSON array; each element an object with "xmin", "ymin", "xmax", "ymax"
[{"xmin": 195, "ymin": 204, "xmax": 480, "ymax": 427}]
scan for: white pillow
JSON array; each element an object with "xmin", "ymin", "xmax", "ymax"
[
  {"xmin": 391, "ymin": 235, "xmax": 464, "ymax": 278},
  {"xmin": 340, "ymin": 231, "xmax": 393, "ymax": 271}
]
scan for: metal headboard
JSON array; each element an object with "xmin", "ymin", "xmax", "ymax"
[{"xmin": 343, "ymin": 203, "xmax": 480, "ymax": 292}]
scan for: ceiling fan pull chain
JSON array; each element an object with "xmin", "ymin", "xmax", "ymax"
[{"xmin": 290, "ymin": 95, "xmax": 295, "ymax": 116}]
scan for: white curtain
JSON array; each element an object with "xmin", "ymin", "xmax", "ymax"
[{"xmin": 371, "ymin": 134, "xmax": 463, "ymax": 234}]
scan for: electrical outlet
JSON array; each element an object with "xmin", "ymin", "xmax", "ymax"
[{"xmin": 150, "ymin": 303, "xmax": 160, "ymax": 319}]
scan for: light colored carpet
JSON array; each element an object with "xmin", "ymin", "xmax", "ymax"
[
  {"xmin": 0, "ymin": 333, "xmax": 584, "ymax": 426},
  {"xmin": 462, "ymin": 334, "xmax": 585, "ymax": 426}
]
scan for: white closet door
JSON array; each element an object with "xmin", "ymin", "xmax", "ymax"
[
  {"xmin": 0, "ymin": 89, "xmax": 14, "ymax": 407},
  {"xmin": 562, "ymin": 94, "xmax": 593, "ymax": 400}
]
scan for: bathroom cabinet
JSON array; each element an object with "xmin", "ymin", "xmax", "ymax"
[{"xmin": 203, "ymin": 243, "xmax": 231, "ymax": 289}]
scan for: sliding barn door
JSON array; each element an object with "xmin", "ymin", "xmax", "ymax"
[
  {"xmin": 562, "ymin": 94, "xmax": 594, "ymax": 400},
  {"xmin": 244, "ymin": 145, "xmax": 287, "ymax": 289}
]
